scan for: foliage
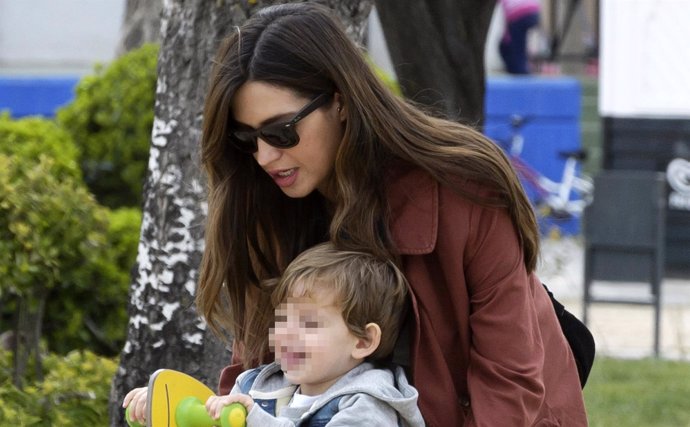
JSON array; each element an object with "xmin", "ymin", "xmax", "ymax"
[
  {"xmin": 56, "ymin": 43, "xmax": 159, "ymax": 209},
  {"xmin": 0, "ymin": 111, "xmax": 142, "ymax": 359},
  {"xmin": 0, "ymin": 152, "xmax": 109, "ymax": 384},
  {"xmin": 0, "ymin": 349, "xmax": 117, "ymax": 425},
  {"xmin": 0, "ymin": 113, "xmax": 81, "ymax": 180},
  {"xmin": 584, "ymin": 357, "xmax": 690, "ymax": 426},
  {"xmin": 105, "ymin": 207, "xmax": 142, "ymax": 274},
  {"xmin": 44, "ymin": 207, "xmax": 141, "ymax": 356},
  {"xmin": 0, "ymin": 153, "xmax": 107, "ymax": 300},
  {"xmin": 0, "ymin": 115, "xmax": 85, "ymax": 306}
]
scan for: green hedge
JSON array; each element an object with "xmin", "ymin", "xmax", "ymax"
[
  {"xmin": 0, "ymin": 153, "xmax": 106, "ymax": 298},
  {"xmin": 0, "ymin": 113, "xmax": 81, "ymax": 180},
  {"xmin": 0, "ymin": 350, "xmax": 117, "ymax": 425},
  {"xmin": 57, "ymin": 43, "xmax": 159, "ymax": 209},
  {"xmin": 45, "ymin": 207, "xmax": 141, "ymax": 355},
  {"xmin": 0, "ymin": 114, "xmax": 142, "ymax": 356}
]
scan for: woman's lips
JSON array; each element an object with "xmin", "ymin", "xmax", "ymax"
[{"xmin": 270, "ymin": 168, "xmax": 298, "ymax": 188}]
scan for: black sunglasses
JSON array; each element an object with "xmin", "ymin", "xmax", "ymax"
[{"xmin": 230, "ymin": 93, "xmax": 333, "ymax": 154}]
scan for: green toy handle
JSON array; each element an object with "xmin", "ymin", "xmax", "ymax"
[
  {"xmin": 125, "ymin": 405, "xmax": 145, "ymax": 427},
  {"xmin": 124, "ymin": 397, "xmax": 247, "ymax": 427},
  {"xmin": 176, "ymin": 396, "xmax": 248, "ymax": 427},
  {"xmin": 220, "ymin": 402, "xmax": 247, "ymax": 427},
  {"xmin": 219, "ymin": 402, "xmax": 248, "ymax": 427}
]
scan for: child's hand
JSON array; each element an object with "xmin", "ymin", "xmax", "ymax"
[
  {"xmin": 206, "ymin": 393, "xmax": 254, "ymax": 419},
  {"xmin": 123, "ymin": 386, "xmax": 149, "ymax": 423}
]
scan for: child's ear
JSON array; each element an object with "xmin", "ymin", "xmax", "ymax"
[{"xmin": 351, "ymin": 323, "xmax": 381, "ymax": 360}]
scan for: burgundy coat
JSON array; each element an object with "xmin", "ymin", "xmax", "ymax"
[
  {"xmin": 218, "ymin": 166, "xmax": 587, "ymax": 426},
  {"xmin": 386, "ymin": 166, "xmax": 587, "ymax": 426}
]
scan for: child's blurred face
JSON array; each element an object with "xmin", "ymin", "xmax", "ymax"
[{"xmin": 270, "ymin": 285, "xmax": 360, "ymax": 396}]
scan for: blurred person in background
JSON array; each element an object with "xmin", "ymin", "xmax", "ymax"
[{"xmin": 499, "ymin": 0, "xmax": 542, "ymax": 74}]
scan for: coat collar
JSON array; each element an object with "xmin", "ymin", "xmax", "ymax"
[{"xmin": 386, "ymin": 165, "xmax": 438, "ymax": 255}]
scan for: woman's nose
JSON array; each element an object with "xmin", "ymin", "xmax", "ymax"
[{"xmin": 254, "ymin": 139, "xmax": 282, "ymax": 166}]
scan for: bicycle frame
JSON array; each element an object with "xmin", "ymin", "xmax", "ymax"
[
  {"xmin": 493, "ymin": 114, "xmax": 593, "ymax": 230},
  {"xmin": 509, "ymin": 151, "xmax": 592, "ymax": 215}
]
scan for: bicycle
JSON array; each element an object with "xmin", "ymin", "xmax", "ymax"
[{"xmin": 489, "ymin": 114, "xmax": 594, "ymax": 236}]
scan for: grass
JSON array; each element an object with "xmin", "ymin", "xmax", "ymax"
[{"xmin": 584, "ymin": 357, "xmax": 690, "ymax": 426}]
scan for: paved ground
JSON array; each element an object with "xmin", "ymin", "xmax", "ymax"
[{"xmin": 537, "ymin": 237, "xmax": 690, "ymax": 360}]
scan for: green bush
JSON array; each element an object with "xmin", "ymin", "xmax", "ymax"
[
  {"xmin": 57, "ymin": 43, "xmax": 159, "ymax": 209},
  {"xmin": 0, "ymin": 113, "xmax": 81, "ymax": 181},
  {"xmin": 0, "ymin": 153, "xmax": 107, "ymax": 298},
  {"xmin": 0, "ymin": 349, "xmax": 117, "ymax": 425},
  {"xmin": 0, "ymin": 153, "xmax": 109, "ymax": 379},
  {"xmin": 0, "ymin": 112, "xmax": 143, "ymax": 357},
  {"xmin": 105, "ymin": 207, "xmax": 142, "ymax": 275},
  {"xmin": 45, "ymin": 207, "xmax": 141, "ymax": 355}
]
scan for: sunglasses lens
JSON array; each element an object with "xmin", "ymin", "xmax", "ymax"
[
  {"xmin": 231, "ymin": 131, "xmax": 258, "ymax": 153},
  {"xmin": 261, "ymin": 124, "xmax": 299, "ymax": 148}
]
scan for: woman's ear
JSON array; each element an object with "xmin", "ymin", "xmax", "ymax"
[{"xmin": 351, "ymin": 323, "xmax": 381, "ymax": 360}]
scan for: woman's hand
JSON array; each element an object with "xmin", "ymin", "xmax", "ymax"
[
  {"xmin": 206, "ymin": 393, "xmax": 255, "ymax": 419},
  {"xmin": 122, "ymin": 386, "xmax": 149, "ymax": 423}
]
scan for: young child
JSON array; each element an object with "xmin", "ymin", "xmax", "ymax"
[{"xmin": 205, "ymin": 242, "xmax": 424, "ymax": 426}]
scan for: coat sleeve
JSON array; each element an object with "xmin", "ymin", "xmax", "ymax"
[
  {"xmin": 245, "ymin": 404, "xmax": 296, "ymax": 427},
  {"xmin": 461, "ymin": 198, "xmax": 546, "ymax": 426},
  {"xmin": 325, "ymin": 394, "xmax": 400, "ymax": 427}
]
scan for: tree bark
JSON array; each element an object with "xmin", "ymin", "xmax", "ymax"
[
  {"xmin": 12, "ymin": 297, "xmax": 28, "ymax": 389},
  {"xmin": 109, "ymin": 1, "xmax": 372, "ymax": 424},
  {"xmin": 116, "ymin": 0, "xmax": 163, "ymax": 55},
  {"xmin": 375, "ymin": 0, "xmax": 496, "ymax": 126}
]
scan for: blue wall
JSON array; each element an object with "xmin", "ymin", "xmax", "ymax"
[
  {"xmin": 0, "ymin": 76, "xmax": 80, "ymax": 118},
  {"xmin": 485, "ymin": 76, "xmax": 582, "ymax": 235}
]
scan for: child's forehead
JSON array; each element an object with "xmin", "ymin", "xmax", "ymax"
[
  {"xmin": 277, "ymin": 298, "xmax": 318, "ymax": 314},
  {"xmin": 278, "ymin": 285, "xmax": 338, "ymax": 310},
  {"xmin": 282, "ymin": 294, "xmax": 334, "ymax": 308},
  {"xmin": 289, "ymin": 278, "xmax": 336, "ymax": 300}
]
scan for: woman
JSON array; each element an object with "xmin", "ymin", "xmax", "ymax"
[{"xmin": 198, "ymin": 3, "xmax": 586, "ymax": 426}]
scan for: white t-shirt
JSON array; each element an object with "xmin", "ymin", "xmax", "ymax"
[{"xmin": 289, "ymin": 388, "xmax": 322, "ymax": 409}]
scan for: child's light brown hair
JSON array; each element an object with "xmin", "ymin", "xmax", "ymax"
[{"xmin": 270, "ymin": 242, "xmax": 408, "ymax": 361}]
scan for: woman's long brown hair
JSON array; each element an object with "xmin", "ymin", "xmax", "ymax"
[{"xmin": 197, "ymin": 3, "xmax": 539, "ymax": 366}]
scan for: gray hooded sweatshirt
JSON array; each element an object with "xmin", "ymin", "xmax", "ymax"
[{"xmin": 230, "ymin": 361, "xmax": 425, "ymax": 426}]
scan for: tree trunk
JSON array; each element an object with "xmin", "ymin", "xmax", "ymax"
[
  {"xmin": 375, "ymin": 0, "xmax": 496, "ymax": 126},
  {"xmin": 116, "ymin": 0, "xmax": 163, "ymax": 55},
  {"xmin": 31, "ymin": 292, "xmax": 47, "ymax": 382},
  {"xmin": 109, "ymin": 1, "xmax": 372, "ymax": 424},
  {"xmin": 12, "ymin": 297, "xmax": 28, "ymax": 389},
  {"xmin": 10, "ymin": 290, "xmax": 45, "ymax": 387}
]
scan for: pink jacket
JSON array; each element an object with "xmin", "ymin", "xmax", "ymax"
[
  {"xmin": 387, "ymin": 165, "xmax": 587, "ymax": 426},
  {"xmin": 500, "ymin": 0, "xmax": 541, "ymax": 22}
]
